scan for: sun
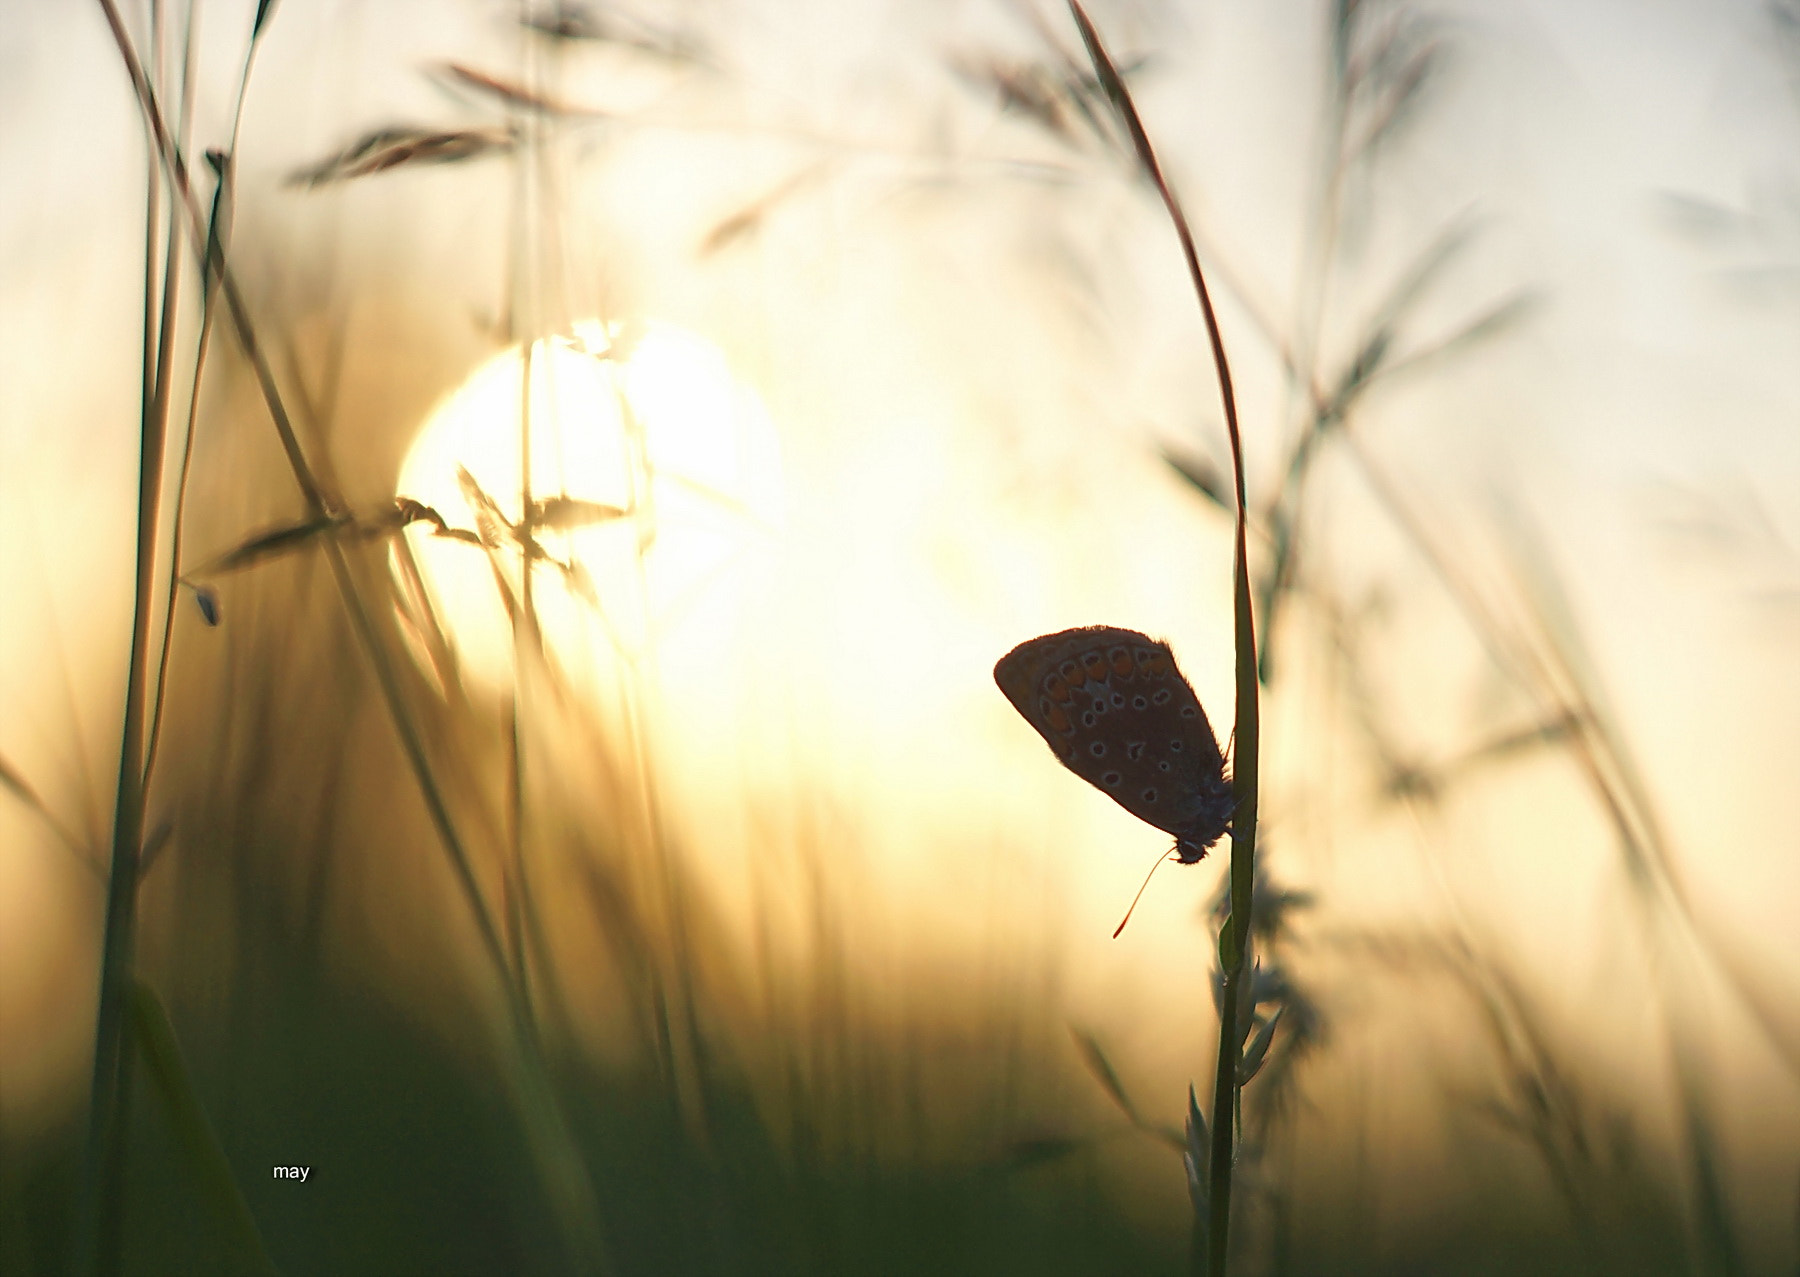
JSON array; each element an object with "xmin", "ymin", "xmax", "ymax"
[{"xmin": 392, "ymin": 320, "xmax": 783, "ymax": 693}]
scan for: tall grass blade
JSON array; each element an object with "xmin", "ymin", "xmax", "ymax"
[
  {"xmin": 1069, "ymin": 1028, "xmax": 1140, "ymax": 1125},
  {"xmin": 1353, "ymin": 290, "xmax": 1543, "ymax": 402},
  {"xmin": 78, "ymin": 9, "xmax": 179, "ymax": 1259},
  {"xmin": 1161, "ymin": 448, "xmax": 1233, "ymax": 511},
  {"xmin": 91, "ymin": 7, "xmax": 613, "ymax": 1267},
  {"xmin": 0, "ymin": 754, "xmax": 91, "ymax": 867},
  {"xmin": 126, "ymin": 980, "xmax": 279, "ymax": 1277},
  {"xmin": 1068, "ymin": 6, "xmax": 1261, "ymax": 1273}
]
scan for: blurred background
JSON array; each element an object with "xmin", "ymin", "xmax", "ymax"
[{"xmin": 3, "ymin": 0, "xmax": 1799, "ymax": 1273}]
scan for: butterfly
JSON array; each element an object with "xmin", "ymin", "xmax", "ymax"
[{"xmin": 995, "ymin": 626, "xmax": 1234, "ymax": 934}]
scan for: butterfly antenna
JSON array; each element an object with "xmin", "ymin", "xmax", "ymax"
[{"xmin": 1113, "ymin": 847, "xmax": 1178, "ymax": 939}]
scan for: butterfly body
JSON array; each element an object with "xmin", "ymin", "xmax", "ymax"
[{"xmin": 995, "ymin": 626, "xmax": 1233, "ymax": 861}]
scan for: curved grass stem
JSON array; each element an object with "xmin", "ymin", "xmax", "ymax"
[
  {"xmin": 1068, "ymin": 7, "xmax": 1260, "ymax": 1274},
  {"xmin": 90, "ymin": 4, "xmax": 611, "ymax": 1270}
]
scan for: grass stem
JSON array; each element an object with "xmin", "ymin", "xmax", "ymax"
[
  {"xmin": 76, "ymin": 52, "xmax": 172, "ymax": 1276},
  {"xmin": 1068, "ymin": 7, "xmax": 1260, "ymax": 1273},
  {"xmin": 91, "ymin": 4, "xmax": 612, "ymax": 1268}
]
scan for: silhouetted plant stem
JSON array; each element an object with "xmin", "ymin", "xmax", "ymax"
[
  {"xmin": 127, "ymin": 980, "xmax": 279, "ymax": 1276},
  {"xmin": 78, "ymin": 59, "xmax": 167, "ymax": 1277},
  {"xmin": 91, "ymin": 3, "xmax": 611, "ymax": 1270},
  {"xmin": 142, "ymin": 3, "xmax": 269, "ymax": 800},
  {"xmin": 1070, "ymin": 7, "xmax": 1260, "ymax": 1273}
]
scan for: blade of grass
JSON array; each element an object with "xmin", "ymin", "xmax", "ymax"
[
  {"xmin": 1068, "ymin": 7, "xmax": 1260, "ymax": 1274},
  {"xmin": 143, "ymin": 0, "xmax": 275, "ymax": 813},
  {"xmin": 76, "ymin": 32, "xmax": 174, "ymax": 1267},
  {"xmin": 91, "ymin": 7, "xmax": 612, "ymax": 1270},
  {"xmin": 1070, "ymin": 1029, "xmax": 1188, "ymax": 1153},
  {"xmin": 127, "ymin": 979, "xmax": 279, "ymax": 1277},
  {"xmin": 286, "ymin": 125, "xmax": 518, "ymax": 186},
  {"xmin": 0, "ymin": 754, "xmax": 96, "ymax": 874}
]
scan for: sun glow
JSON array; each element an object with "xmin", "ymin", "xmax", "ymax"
[{"xmin": 393, "ymin": 320, "xmax": 783, "ymax": 693}]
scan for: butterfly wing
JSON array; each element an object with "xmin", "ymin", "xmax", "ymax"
[{"xmin": 995, "ymin": 626, "xmax": 1232, "ymax": 854}]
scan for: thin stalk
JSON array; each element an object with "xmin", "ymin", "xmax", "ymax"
[
  {"xmin": 621, "ymin": 438, "xmax": 712, "ymax": 1148},
  {"xmin": 508, "ymin": 333, "xmax": 536, "ymax": 1016},
  {"xmin": 506, "ymin": 13, "xmax": 540, "ymax": 1019},
  {"xmin": 78, "ymin": 23, "xmax": 174, "ymax": 1273},
  {"xmin": 504, "ymin": 4, "xmax": 543, "ymax": 1044},
  {"xmin": 1069, "ymin": 8, "xmax": 1260, "ymax": 1275},
  {"xmin": 504, "ymin": 688, "xmax": 532, "ymax": 1014},
  {"xmin": 127, "ymin": 979, "xmax": 278, "ymax": 1277},
  {"xmin": 1244, "ymin": 4, "xmax": 1359, "ymax": 688},
  {"xmin": 1285, "ymin": 3, "xmax": 1356, "ymax": 448},
  {"xmin": 143, "ymin": 6, "xmax": 269, "ymax": 798},
  {"xmin": 92, "ymin": 6, "xmax": 610, "ymax": 1269},
  {"xmin": 93, "ymin": 0, "xmax": 509, "ymax": 1043},
  {"xmin": 134, "ymin": 14, "xmax": 188, "ymax": 830}
]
